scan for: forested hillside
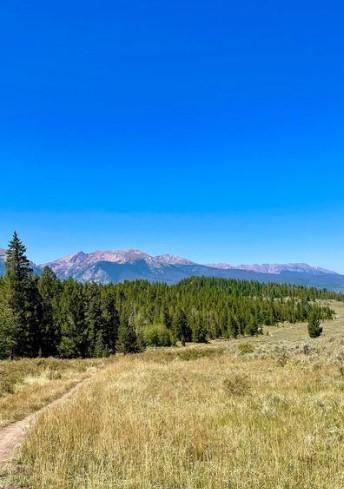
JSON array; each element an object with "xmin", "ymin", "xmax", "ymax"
[{"xmin": 0, "ymin": 233, "xmax": 341, "ymax": 359}]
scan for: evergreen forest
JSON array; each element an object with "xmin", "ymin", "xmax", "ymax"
[{"xmin": 0, "ymin": 233, "xmax": 341, "ymax": 359}]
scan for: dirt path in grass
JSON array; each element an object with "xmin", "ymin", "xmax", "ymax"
[{"xmin": 0, "ymin": 377, "xmax": 90, "ymax": 465}]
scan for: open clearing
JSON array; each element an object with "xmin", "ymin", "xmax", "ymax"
[
  {"xmin": 2, "ymin": 301, "xmax": 344, "ymax": 489},
  {"xmin": 0, "ymin": 357, "xmax": 112, "ymax": 487},
  {"xmin": 0, "ymin": 377, "xmax": 92, "ymax": 465},
  {"xmin": 0, "ymin": 357, "xmax": 111, "ymax": 429}
]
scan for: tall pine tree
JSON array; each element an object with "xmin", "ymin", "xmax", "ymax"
[
  {"xmin": 57, "ymin": 280, "xmax": 87, "ymax": 358},
  {"xmin": 101, "ymin": 290, "xmax": 120, "ymax": 353},
  {"xmin": 5, "ymin": 232, "xmax": 42, "ymax": 357},
  {"xmin": 173, "ymin": 309, "xmax": 192, "ymax": 346},
  {"xmin": 116, "ymin": 311, "xmax": 142, "ymax": 354},
  {"xmin": 0, "ymin": 279, "xmax": 15, "ymax": 359},
  {"xmin": 38, "ymin": 267, "xmax": 61, "ymax": 356}
]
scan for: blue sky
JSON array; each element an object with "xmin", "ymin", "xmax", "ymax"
[{"xmin": 0, "ymin": 1, "xmax": 343, "ymax": 271}]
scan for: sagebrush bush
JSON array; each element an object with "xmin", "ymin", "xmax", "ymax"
[
  {"xmin": 223, "ymin": 374, "xmax": 250, "ymax": 396},
  {"xmin": 276, "ymin": 348, "xmax": 289, "ymax": 367},
  {"xmin": 238, "ymin": 342, "xmax": 255, "ymax": 355}
]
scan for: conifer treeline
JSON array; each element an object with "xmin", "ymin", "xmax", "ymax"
[{"xmin": 0, "ymin": 233, "xmax": 340, "ymax": 358}]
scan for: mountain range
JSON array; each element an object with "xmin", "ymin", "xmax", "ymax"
[{"xmin": 1, "ymin": 247, "xmax": 343, "ymax": 291}]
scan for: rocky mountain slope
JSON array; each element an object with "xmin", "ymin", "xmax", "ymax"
[
  {"xmin": 210, "ymin": 262, "xmax": 336, "ymax": 275},
  {"xmin": 1, "ymin": 247, "xmax": 343, "ymax": 290},
  {"xmin": 43, "ymin": 250, "xmax": 344, "ymax": 291}
]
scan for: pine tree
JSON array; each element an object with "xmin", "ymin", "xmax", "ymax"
[
  {"xmin": 173, "ymin": 309, "xmax": 192, "ymax": 346},
  {"xmin": 307, "ymin": 309, "xmax": 323, "ymax": 338},
  {"xmin": 84, "ymin": 283, "xmax": 102, "ymax": 356},
  {"xmin": 162, "ymin": 305, "xmax": 173, "ymax": 329},
  {"xmin": 244, "ymin": 315, "xmax": 260, "ymax": 336},
  {"xmin": 94, "ymin": 330, "xmax": 109, "ymax": 357},
  {"xmin": 101, "ymin": 291, "xmax": 120, "ymax": 353},
  {"xmin": 0, "ymin": 282, "xmax": 15, "ymax": 359},
  {"xmin": 227, "ymin": 313, "xmax": 239, "ymax": 339},
  {"xmin": 5, "ymin": 232, "xmax": 42, "ymax": 357},
  {"xmin": 38, "ymin": 267, "xmax": 61, "ymax": 356},
  {"xmin": 191, "ymin": 319, "xmax": 208, "ymax": 343},
  {"xmin": 57, "ymin": 280, "xmax": 86, "ymax": 358},
  {"xmin": 116, "ymin": 319, "xmax": 142, "ymax": 354}
]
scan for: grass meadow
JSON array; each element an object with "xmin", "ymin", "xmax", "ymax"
[
  {"xmin": 4, "ymin": 302, "xmax": 344, "ymax": 489},
  {"xmin": 0, "ymin": 357, "xmax": 110, "ymax": 428}
]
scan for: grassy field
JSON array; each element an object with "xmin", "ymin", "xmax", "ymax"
[
  {"xmin": 7, "ymin": 301, "xmax": 344, "ymax": 488},
  {"xmin": 0, "ymin": 357, "xmax": 111, "ymax": 428}
]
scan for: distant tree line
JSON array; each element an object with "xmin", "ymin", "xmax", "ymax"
[{"xmin": 0, "ymin": 233, "xmax": 339, "ymax": 359}]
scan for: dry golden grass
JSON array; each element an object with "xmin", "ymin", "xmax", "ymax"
[
  {"xmin": 11, "ymin": 302, "xmax": 344, "ymax": 489},
  {"xmin": 0, "ymin": 357, "xmax": 110, "ymax": 428}
]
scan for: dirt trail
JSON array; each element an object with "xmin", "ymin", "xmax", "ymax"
[{"xmin": 0, "ymin": 377, "xmax": 90, "ymax": 465}]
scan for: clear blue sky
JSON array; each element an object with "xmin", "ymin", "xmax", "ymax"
[{"xmin": 0, "ymin": 1, "xmax": 343, "ymax": 271}]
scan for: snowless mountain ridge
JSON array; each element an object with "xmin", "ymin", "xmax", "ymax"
[
  {"xmin": 44, "ymin": 249, "xmax": 338, "ymax": 276},
  {"xmin": 46, "ymin": 249, "xmax": 195, "ymax": 274},
  {"xmin": 1, "ymin": 248, "xmax": 343, "ymax": 290},
  {"xmin": 46, "ymin": 250, "xmax": 334, "ymax": 270},
  {"xmin": 0, "ymin": 247, "xmax": 338, "ymax": 275},
  {"xmin": 210, "ymin": 262, "xmax": 337, "ymax": 275}
]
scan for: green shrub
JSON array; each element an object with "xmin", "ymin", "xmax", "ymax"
[
  {"xmin": 276, "ymin": 348, "xmax": 289, "ymax": 367},
  {"xmin": 238, "ymin": 342, "xmax": 255, "ymax": 355},
  {"xmin": 143, "ymin": 324, "xmax": 175, "ymax": 347},
  {"xmin": 308, "ymin": 310, "xmax": 323, "ymax": 338},
  {"xmin": 223, "ymin": 374, "xmax": 250, "ymax": 396}
]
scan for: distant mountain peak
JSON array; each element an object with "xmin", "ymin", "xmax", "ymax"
[
  {"xmin": 236, "ymin": 263, "xmax": 337, "ymax": 275},
  {"xmin": 88, "ymin": 249, "xmax": 151, "ymax": 263},
  {"xmin": 208, "ymin": 263, "xmax": 235, "ymax": 270},
  {"xmin": 154, "ymin": 254, "xmax": 195, "ymax": 265},
  {"xmin": 60, "ymin": 251, "xmax": 87, "ymax": 261},
  {"xmin": 208, "ymin": 262, "xmax": 336, "ymax": 275},
  {"xmin": 46, "ymin": 249, "xmax": 194, "ymax": 269},
  {"xmin": 1, "ymin": 245, "xmax": 342, "ymax": 290}
]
